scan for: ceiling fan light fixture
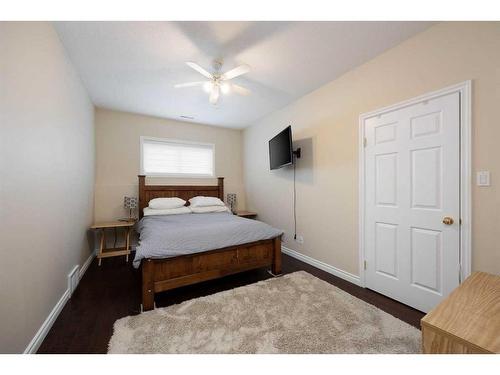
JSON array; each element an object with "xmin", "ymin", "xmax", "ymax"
[
  {"xmin": 209, "ymin": 85, "xmax": 220, "ymax": 105},
  {"xmin": 220, "ymin": 82, "xmax": 231, "ymax": 95},
  {"xmin": 177, "ymin": 60, "xmax": 252, "ymax": 105},
  {"xmin": 203, "ymin": 81, "xmax": 214, "ymax": 93}
]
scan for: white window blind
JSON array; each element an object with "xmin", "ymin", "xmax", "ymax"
[{"xmin": 141, "ymin": 137, "xmax": 214, "ymax": 177}]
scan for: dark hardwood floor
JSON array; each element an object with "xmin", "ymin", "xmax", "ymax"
[{"xmin": 37, "ymin": 253, "xmax": 424, "ymax": 353}]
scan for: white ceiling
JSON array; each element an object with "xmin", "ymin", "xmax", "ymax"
[{"xmin": 55, "ymin": 21, "xmax": 434, "ymax": 128}]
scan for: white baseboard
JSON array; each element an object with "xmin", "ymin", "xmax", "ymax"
[
  {"xmin": 24, "ymin": 250, "xmax": 96, "ymax": 354},
  {"xmin": 281, "ymin": 246, "xmax": 362, "ymax": 286},
  {"xmin": 23, "ymin": 289, "xmax": 70, "ymax": 354},
  {"xmin": 79, "ymin": 250, "xmax": 96, "ymax": 280}
]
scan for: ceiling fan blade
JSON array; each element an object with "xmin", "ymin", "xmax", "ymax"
[
  {"xmin": 209, "ymin": 85, "xmax": 220, "ymax": 105},
  {"xmin": 174, "ymin": 81, "xmax": 206, "ymax": 88},
  {"xmin": 221, "ymin": 64, "xmax": 250, "ymax": 80},
  {"xmin": 232, "ymin": 84, "xmax": 251, "ymax": 96},
  {"xmin": 186, "ymin": 62, "xmax": 213, "ymax": 79}
]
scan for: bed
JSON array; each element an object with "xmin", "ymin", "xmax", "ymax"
[{"xmin": 137, "ymin": 175, "xmax": 283, "ymax": 311}]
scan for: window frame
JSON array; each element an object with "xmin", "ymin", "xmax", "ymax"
[{"xmin": 140, "ymin": 136, "xmax": 216, "ymax": 178}]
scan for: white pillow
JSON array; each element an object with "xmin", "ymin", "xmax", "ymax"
[
  {"xmin": 190, "ymin": 205, "xmax": 230, "ymax": 213},
  {"xmin": 189, "ymin": 196, "xmax": 225, "ymax": 208},
  {"xmin": 148, "ymin": 197, "xmax": 186, "ymax": 210},
  {"xmin": 143, "ymin": 206, "xmax": 191, "ymax": 216}
]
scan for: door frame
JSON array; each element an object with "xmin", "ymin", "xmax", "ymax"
[{"xmin": 358, "ymin": 80, "xmax": 472, "ymax": 287}]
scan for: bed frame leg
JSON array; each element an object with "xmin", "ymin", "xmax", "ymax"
[
  {"xmin": 270, "ymin": 237, "xmax": 282, "ymax": 276},
  {"xmin": 142, "ymin": 259, "xmax": 155, "ymax": 311}
]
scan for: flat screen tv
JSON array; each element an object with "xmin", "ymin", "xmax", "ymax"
[{"xmin": 269, "ymin": 126, "xmax": 293, "ymax": 170}]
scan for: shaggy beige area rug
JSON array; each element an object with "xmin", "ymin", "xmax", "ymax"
[{"xmin": 108, "ymin": 271, "xmax": 421, "ymax": 353}]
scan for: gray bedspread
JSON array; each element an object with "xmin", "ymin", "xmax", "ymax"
[{"xmin": 133, "ymin": 212, "xmax": 283, "ymax": 267}]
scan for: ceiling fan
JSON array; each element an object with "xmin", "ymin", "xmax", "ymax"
[{"xmin": 174, "ymin": 59, "xmax": 251, "ymax": 105}]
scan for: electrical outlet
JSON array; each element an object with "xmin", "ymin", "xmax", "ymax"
[
  {"xmin": 477, "ymin": 171, "xmax": 490, "ymax": 186},
  {"xmin": 295, "ymin": 235, "xmax": 304, "ymax": 244}
]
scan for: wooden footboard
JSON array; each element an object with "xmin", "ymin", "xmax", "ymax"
[{"xmin": 142, "ymin": 236, "xmax": 281, "ymax": 311}]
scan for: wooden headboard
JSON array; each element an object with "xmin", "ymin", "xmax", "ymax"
[{"xmin": 138, "ymin": 175, "xmax": 224, "ymax": 219}]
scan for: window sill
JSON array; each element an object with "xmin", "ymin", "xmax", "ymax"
[{"xmin": 141, "ymin": 173, "xmax": 216, "ymax": 179}]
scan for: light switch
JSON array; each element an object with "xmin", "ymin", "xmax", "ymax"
[{"xmin": 477, "ymin": 171, "xmax": 490, "ymax": 186}]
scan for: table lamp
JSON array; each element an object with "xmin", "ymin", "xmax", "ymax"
[
  {"xmin": 227, "ymin": 193, "xmax": 237, "ymax": 214},
  {"xmin": 121, "ymin": 196, "xmax": 138, "ymax": 221}
]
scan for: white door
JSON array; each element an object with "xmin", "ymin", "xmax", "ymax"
[{"xmin": 364, "ymin": 92, "xmax": 460, "ymax": 312}]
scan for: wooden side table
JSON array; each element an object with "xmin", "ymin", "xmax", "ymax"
[
  {"xmin": 235, "ymin": 211, "xmax": 257, "ymax": 219},
  {"xmin": 421, "ymin": 271, "xmax": 500, "ymax": 353},
  {"xmin": 90, "ymin": 221, "xmax": 135, "ymax": 266}
]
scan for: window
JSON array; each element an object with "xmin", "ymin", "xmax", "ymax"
[{"xmin": 140, "ymin": 137, "xmax": 215, "ymax": 177}]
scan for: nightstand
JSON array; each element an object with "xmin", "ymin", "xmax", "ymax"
[
  {"xmin": 235, "ymin": 211, "xmax": 257, "ymax": 219},
  {"xmin": 90, "ymin": 221, "xmax": 135, "ymax": 266}
]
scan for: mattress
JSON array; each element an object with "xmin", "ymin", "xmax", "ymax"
[{"xmin": 133, "ymin": 212, "xmax": 283, "ymax": 267}]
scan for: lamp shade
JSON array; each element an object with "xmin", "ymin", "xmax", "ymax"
[
  {"xmin": 124, "ymin": 196, "xmax": 138, "ymax": 209},
  {"xmin": 227, "ymin": 193, "xmax": 237, "ymax": 213}
]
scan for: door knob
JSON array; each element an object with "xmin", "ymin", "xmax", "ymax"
[{"xmin": 442, "ymin": 217, "xmax": 454, "ymax": 225}]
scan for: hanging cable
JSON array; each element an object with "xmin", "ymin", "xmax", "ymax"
[{"xmin": 293, "ymin": 157, "xmax": 297, "ymax": 240}]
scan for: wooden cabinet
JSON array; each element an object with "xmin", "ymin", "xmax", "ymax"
[{"xmin": 421, "ymin": 272, "xmax": 500, "ymax": 354}]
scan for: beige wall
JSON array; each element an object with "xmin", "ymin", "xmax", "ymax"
[
  {"xmin": 244, "ymin": 22, "xmax": 500, "ymax": 277},
  {"xmin": 0, "ymin": 22, "xmax": 95, "ymax": 353},
  {"xmin": 95, "ymin": 108, "xmax": 245, "ymax": 221}
]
